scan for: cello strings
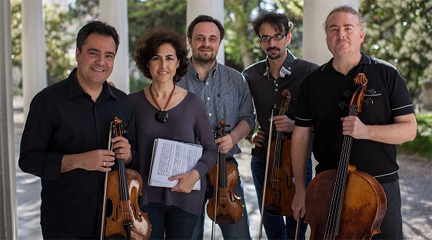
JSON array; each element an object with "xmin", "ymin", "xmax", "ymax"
[{"xmin": 325, "ymin": 105, "xmax": 356, "ymax": 237}]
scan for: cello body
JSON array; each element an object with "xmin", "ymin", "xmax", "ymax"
[
  {"xmin": 305, "ymin": 166, "xmax": 387, "ymax": 239},
  {"xmin": 304, "ymin": 73, "xmax": 387, "ymax": 239}
]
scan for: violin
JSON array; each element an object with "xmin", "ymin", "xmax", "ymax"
[
  {"xmin": 304, "ymin": 73, "xmax": 387, "ymax": 239},
  {"xmin": 100, "ymin": 117, "xmax": 151, "ymax": 240},
  {"xmin": 207, "ymin": 119, "xmax": 244, "ymax": 226},
  {"xmin": 259, "ymin": 89, "xmax": 295, "ymax": 238},
  {"xmin": 263, "ymin": 89, "xmax": 295, "ymax": 216}
]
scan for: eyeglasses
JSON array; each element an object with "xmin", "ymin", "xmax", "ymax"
[{"xmin": 259, "ymin": 34, "xmax": 285, "ymax": 42}]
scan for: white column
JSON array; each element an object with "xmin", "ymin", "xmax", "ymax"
[
  {"xmin": 0, "ymin": 0, "xmax": 18, "ymax": 239},
  {"xmin": 99, "ymin": 0, "xmax": 130, "ymax": 93},
  {"xmin": 21, "ymin": 0, "xmax": 47, "ymax": 117},
  {"xmin": 187, "ymin": 0, "xmax": 225, "ymax": 64},
  {"xmin": 303, "ymin": 0, "xmax": 359, "ymax": 65}
]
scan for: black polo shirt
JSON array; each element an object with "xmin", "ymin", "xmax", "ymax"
[
  {"xmin": 295, "ymin": 54, "xmax": 414, "ymax": 183},
  {"xmin": 19, "ymin": 68, "xmax": 136, "ymax": 238},
  {"xmin": 243, "ymin": 50, "xmax": 318, "ymax": 141}
]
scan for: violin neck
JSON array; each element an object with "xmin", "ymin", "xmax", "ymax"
[
  {"xmin": 117, "ymin": 158, "xmax": 130, "ymax": 201},
  {"xmin": 218, "ymin": 153, "xmax": 227, "ymax": 188}
]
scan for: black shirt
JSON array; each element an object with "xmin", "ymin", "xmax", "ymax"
[
  {"xmin": 243, "ymin": 50, "xmax": 318, "ymax": 150},
  {"xmin": 19, "ymin": 68, "xmax": 136, "ymax": 238},
  {"xmin": 295, "ymin": 54, "xmax": 414, "ymax": 183}
]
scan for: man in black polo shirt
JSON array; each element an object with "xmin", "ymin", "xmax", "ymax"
[
  {"xmin": 19, "ymin": 21, "xmax": 136, "ymax": 239},
  {"xmin": 291, "ymin": 6, "xmax": 417, "ymax": 239},
  {"xmin": 242, "ymin": 12, "xmax": 318, "ymax": 239}
]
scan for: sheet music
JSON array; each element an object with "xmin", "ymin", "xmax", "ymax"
[{"xmin": 149, "ymin": 138, "xmax": 202, "ymax": 190}]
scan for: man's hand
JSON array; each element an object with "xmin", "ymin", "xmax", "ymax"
[
  {"xmin": 111, "ymin": 136, "xmax": 132, "ymax": 164},
  {"xmin": 61, "ymin": 150, "xmax": 115, "ymax": 173},
  {"xmin": 215, "ymin": 135, "xmax": 234, "ymax": 154},
  {"xmin": 341, "ymin": 116, "xmax": 369, "ymax": 139},
  {"xmin": 273, "ymin": 115, "xmax": 295, "ymax": 133},
  {"xmin": 251, "ymin": 130, "xmax": 266, "ymax": 147}
]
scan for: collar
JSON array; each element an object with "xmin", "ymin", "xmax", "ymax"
[
  {"xmin": 188, "ymin": 59, "xmax": 218, "ymax": 81},
  {"xmin": 320, "ymin": 53, "xmax": 371, "ymax": 73},
  {"xmin": 263, "ymin": 49, "xmax": 296, "ymax": 78},
  {"xmin": 67, "ymin": 68, "xmax": 119, "ymax": 101}
]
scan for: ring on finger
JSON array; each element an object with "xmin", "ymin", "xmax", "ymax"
[{"xmin": 103, "ymin": 162, "xmax": 106, "ymax": 166}]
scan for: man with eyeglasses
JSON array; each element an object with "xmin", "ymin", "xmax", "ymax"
[{"xmin": 242, "ymin": 12, "xmax": 318, "ymax": 239}]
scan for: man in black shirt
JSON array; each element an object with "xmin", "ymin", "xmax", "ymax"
[
  {"xmin": 19, "ymin": 21, "xmax": 136, "ymax": 239},
  {"xmin": 242, "ymin": 12, "xmax": 318, "ymax": 239},
  {"xmin": 291, "ymin": 6, "xmax": 417, "ymax": 239}
]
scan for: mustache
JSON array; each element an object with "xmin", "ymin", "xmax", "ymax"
[
  {"xmin": 266, "ymin": 47, "xmax": 280, "ymax": 52},
  {"xmin": 198, "ymin": 46, "xmax": 213, "ymax": 51}
]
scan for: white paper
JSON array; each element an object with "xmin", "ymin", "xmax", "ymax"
[{"xmin": 148, "ymin": 138, "xmax": 202, "ymax": 190}]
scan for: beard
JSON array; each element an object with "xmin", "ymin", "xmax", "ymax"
[
  {"xmin": 266, "ymin": 47, "xmax": 282, "ymax": 60},
  {"xmin": 193, "ymin": 47, "xmax": 217, "ymax": 64}
]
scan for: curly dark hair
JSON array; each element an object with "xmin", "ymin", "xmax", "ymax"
[
  {"xmin": 134, "ymin": 28, "xmax": 189, "ymax": 82},
  {"xmin": 252, "ymin": 12, "xmax": 294, "ymax": 37}
]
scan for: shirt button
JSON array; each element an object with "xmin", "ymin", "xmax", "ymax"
[
  {"xmin": 275, "ymin": 89, "xmax": 278, "ymax": 92},
  {"xmin": 207, "ymin": 97, "xmax": 211, "ymax": 101},
  {"xmin": 206, "ymin": 82, "xmax": 209, "ymax": 85},
  {"xmin": 209, "ymin": 113, "xmax": 212, "ymax": 117},
  {"xmin": 275, "ymin": 83, "xmax": 278, "ymax": 87}
]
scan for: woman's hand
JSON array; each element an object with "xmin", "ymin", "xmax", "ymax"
[{"xmin": 169, "ymin": 169, "xmax": 200, "ymax": 193}]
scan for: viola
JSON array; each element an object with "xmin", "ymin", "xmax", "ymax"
[
  {"xmin": 207, "ymin": 119, "xmax": 244, "ymax": 226},
  {"xmin": 259, "ymin": 89, "xmax": 295, "ymax": 239},
  {"xmin": 304, "ymin": 73, "xmax": 387, "ymax": 239},
  {"xmin": 263, "ymin": 89, "xmax": 295, "ymax": 217},
  {"xmin": 100, "ymin": 117, "xmax": 151, "ymax": 240}
]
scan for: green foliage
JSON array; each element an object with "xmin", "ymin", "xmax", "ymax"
[
  {"xmin": 128, "ymin": 0, "xmax": 187, "ymax": 91},
  {"xmin": 361, "ymin": 0, "xmax": 432, "ymax": 109},
  {"xmin": 224, "ymin": 0, "xmax": 306, "ymax": 71},
  {"xmin": 11, "ymin": 1, "xmax": 75, "ymax": 88},
  {"xmin": 398, "ymin": 113, "xmax": 432, "ymax": 158}
]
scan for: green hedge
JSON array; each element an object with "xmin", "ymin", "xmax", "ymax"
[{"xmin": 398, "ymin": 113, "xmax": 432, "ymax": 158}]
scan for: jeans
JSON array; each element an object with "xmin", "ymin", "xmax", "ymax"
[
  {"xmin": 251, "ymin": 150, "xmax": 313, "ymax": 240},
  {"xmin": 140, "ymin": 202, "xmax": 199, "ymax": 240},
  {"xmin": 191, "ymin": 159, "xmax": 251, "ymax": 239},
  {"xmin": 372, "ymin": 180, "xmax": 403, "ymax": 239}
]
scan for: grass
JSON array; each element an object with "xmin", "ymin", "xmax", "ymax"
[{"xmin": 398, "ymin": 113, "xmax": 432, "ymax": 159}]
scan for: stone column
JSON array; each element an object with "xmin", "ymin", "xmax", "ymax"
[
  {"xmin": 0, "ymin": 0, "xmax": 18, "ymax": 238},
  {"xmin": 187, "ymin": 0, "xmax": 225, "ymax": 64},
  {"xmin": 303, "ymin": 0, "xmax": 359, "ymax": 65},
  {"xmin": 99, "ymin": 0, "xmax": 130, "ymax": 93},
  {"xmin": 21, "ymin": 0, "xmax": 47, "ymax": 116}
]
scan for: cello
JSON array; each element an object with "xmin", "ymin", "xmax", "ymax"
[
  {"xmin": 100, "ymin": 117, "xmax": 151, "ymax": 240},
  {"xmin": 304, "ymin": 73, "xmax": 387, "ymax": 239},
  {"xmin": 207, "ymin": 119, "xmax": 244, "ymax": 228},
  {"xmin": 259, "ymin": 89, "xmax": 296, "ymax": 238}
]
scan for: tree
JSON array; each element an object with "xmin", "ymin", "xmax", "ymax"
[
  {"xmin": 11, "ymin": 0, "xmax": 75, "ymax": 92},
  {"xmin": 361, "ymin": 0, "xmax": 432, "ymax": 109}
]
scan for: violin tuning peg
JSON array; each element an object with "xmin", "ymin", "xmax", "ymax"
[
  {"xmin": 338, "ymin": 101, "xmax": 348, "ymax": 109},
  {"xmin": 362, "ymin": 98, "xmax": 373, "ymax": 106},
  {"xmin": 343, "ymin": 90, "xmax": 350, "ymax": 98}
]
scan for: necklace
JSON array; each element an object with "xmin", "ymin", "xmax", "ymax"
[{"xmin": 149, "ymin": 83, "xmax": 176, "ymax": 123}]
